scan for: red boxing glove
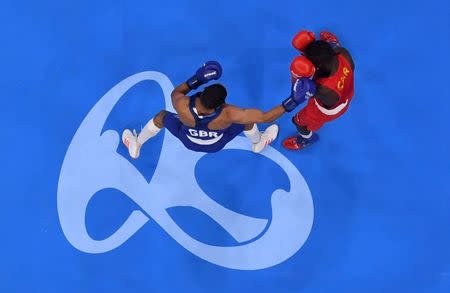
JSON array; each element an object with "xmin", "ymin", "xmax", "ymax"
[
  {"xmin": 320, "ymin": 31, "xmax": 341, "ymax": 47},
  {"xmin": 292, "ymin": 30, "xmax": 316, "ymax": 52},
  {"xmin": 290, "ymin": 56, "xmax": 316, "ymax": 79}
]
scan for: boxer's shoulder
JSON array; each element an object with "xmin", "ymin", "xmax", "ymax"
[
  {"xmin": 221, "ymin": 103, "xmax": 238, "ymax": 117},
  {"xmin": 335, "ymin": 47, "xmax": 355, "ymax": 70},
  {"xmin": 222, "ymin": 103, "xmax": 238, "ymax": 112},
  {"xmin": 221, "ymin": 103, "xmax": 249, "ymax": 123}
]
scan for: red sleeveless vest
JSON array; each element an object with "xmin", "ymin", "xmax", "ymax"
[{"xmin": 316, "ymin": 54, "xmax": 354, "ymax": 106}]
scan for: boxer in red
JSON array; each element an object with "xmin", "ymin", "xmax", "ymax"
[{"xmin": 282, "ymin": 31, "xmax": 355, "ymax": 150}]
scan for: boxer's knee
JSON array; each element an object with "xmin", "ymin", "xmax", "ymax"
[
  {"xmin": 154, "ymin": 110, "xmax": 168, "ymax": 128},
  {"xmin": 244, "ymin": 123, "xmax": 254, "ymax": 131}
]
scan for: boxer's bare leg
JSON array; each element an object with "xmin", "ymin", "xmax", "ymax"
[{"xmin": 243, "ymin": 123, "xmax": 261, "ymax": 143}]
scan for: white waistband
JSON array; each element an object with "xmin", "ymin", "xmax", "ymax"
[
  {"xmin": 186, "ymin": 133, "xmax": 224, "ymax": 145},
  {"xmin": 314, "ymin": 98, "xmax": 348, "ymax": 116}
]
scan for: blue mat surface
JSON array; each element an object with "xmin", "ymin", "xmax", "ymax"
[{"xmin": 1, "ymin": 0, "xmax": 449, "ymax": 292}]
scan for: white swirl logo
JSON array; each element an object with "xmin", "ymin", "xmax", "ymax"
[{"xmin": 57, "ymin": 71, "xmax": 314, "ymax": 270}]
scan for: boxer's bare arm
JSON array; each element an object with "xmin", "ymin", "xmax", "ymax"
[
  {"xmin": 170, "ymin": 82, "xmax": 195, "ymax": 126},
  {"xmin": 171, "ymin": 82, "xmax": 190, "ymax": 108},
  {"xmin": 225, "ymin": 104, "xmax": 286, "ymax": 124}
]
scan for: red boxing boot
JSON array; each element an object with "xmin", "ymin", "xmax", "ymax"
[{"xmin": 282, "ymin": 133, "xmax": 319, "ymax": 150}]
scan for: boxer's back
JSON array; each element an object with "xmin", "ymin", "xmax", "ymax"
[{"xmin": 176, "ymin": 94, "xmax": 244, "ymax": 152}]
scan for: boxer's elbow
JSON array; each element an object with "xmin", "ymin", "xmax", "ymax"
[
  {"xmin": 257, "ymin": 112, "xmax": 275, "ymax": 123},
  {"xmin": 171, "ymin": 83, "xmax": 190, "ymax": 98},
  {"xmin": 264, "ymin": 117, "xmax": 277, "ymax": 123},
  {"xmin": 171, "ymin": 90, "xmax": 181, "ymax": 99}
]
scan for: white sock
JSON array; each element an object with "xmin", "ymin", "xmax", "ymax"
[
  {"xmin": 300, "ymin": 131, "xmax": 313, "ymax": 139},
  {"xmin": 137, "ymin": 118, "xmax": 161, "ymax": 145},
  {"xmin": 244, "ymin": 124, "xmax": 261, "ymax": 144}
]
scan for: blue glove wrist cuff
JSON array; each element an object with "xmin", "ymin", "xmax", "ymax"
[
  {"xmin": 282, "ymin": 97, "xmax": 297, "ymax": 112},
  {"xmin": 186, "ymin": 75, "xmax": 202, "ymax": 90}
]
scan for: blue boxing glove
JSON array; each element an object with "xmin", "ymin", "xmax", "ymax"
[
  {"xmin": 186, "ymin": 61, "xmax": 223, "ymax": 89},
  {"xmin": 282, "ymin": 78, "xmax": 316, "ymax": 112}
]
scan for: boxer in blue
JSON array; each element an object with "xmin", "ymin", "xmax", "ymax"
[{"xmin": 122, "ymin": 61, "xmax": 315, "ymax": 156}]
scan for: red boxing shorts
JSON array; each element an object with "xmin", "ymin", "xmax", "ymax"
[{"xmin": 294, "ymin": 98, "xmax": 351, "ymax": 131}]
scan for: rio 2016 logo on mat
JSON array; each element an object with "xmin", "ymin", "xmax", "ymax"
[{"xmin": 57, "ymin": 71, "xmax": 314, "ymax": 270}]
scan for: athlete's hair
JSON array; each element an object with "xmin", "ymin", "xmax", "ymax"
[
  {"xmin": 200, "ymin": 83, "xmax": 227, "ymax": 109},
  {"xmin": 304, "ymin": 40, "xmax": 338, "ymax": 78}
]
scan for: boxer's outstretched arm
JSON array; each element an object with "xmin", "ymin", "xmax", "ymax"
[
  {"xmin": 225, "ymin": 105, "xmax": 286, "ymax": 124},
  {"xmin": 225, "ymin": 76, "xmax": 315, "ymax": 124}
]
